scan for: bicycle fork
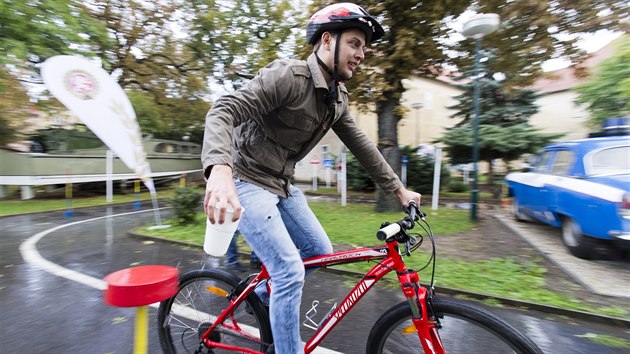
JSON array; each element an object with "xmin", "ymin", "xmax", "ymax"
[{"xmin": 397, "ymin": 271, "xmax": 445, "ymax": 354}]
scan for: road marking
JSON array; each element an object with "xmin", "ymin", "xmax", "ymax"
[{"xmin": 18, "ymin": 209, "xmax": 343, "ymax": 354}]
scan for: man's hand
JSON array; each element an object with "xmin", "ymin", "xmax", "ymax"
[
  {"xmin": 204, "ymin": 165, "xmax": 242, "ymax": 224},
  {"xmin": 394, "ymin": 187, "xmax": 422, "ymax": 208}
]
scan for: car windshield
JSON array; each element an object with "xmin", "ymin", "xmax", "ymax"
[{"xmin": 586, "ymin": 145, "xmax": 630, "ymax": 176}]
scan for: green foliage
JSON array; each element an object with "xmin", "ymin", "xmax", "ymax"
[
  {"xmin": 128, "ymin": 90, "xmax": 210, "ymax": 144},
  {"xmin": 574, "ymin": 36, "xmax": 630, "ymax": 130},
  {"xmin": 448, "ymin": 0, "xmax": 629, "ymax": 89},
  {"xmin": 0, "ymin": 0, "xmax": 109, "ymax": 66},
  {"xmin": 346, "ymin": 153, "xmax": 376, "ymax": 192},
  {"xmin": 400, "ymin": 146, "xmax": 451, "ymax": 195},
  {"xmin": 439, "ymin": 50, "xmax": 563, "ymax": 168},
  {"xmin": 0, "ymin": 67, "xmax": 31, "ymax": 146},
  {"xmin": 447, "ymin": 180, "xmax": 468, "ymax": 193},
  {"xmin": 0, "ymin": 0, "xmax": 108, "ymax": 144},
  {"xmin": 439, "ymin": 123, "xmax": 561, "ymax": 165},
  {"xmin": 346, "ymin": 147, "xmax": 450, "ymax": 195},
  {"xmin": 187, "ymin": 0, "xmax": 305, "ymax": 88},
  {"xmin": 576, "ymin": 333, "xmax": 630, "ymax": 349},
  {"xmin": 171, "ymin": 187, "xmax": 203, "ymax": 225}
]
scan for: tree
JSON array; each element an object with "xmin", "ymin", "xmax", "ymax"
[
  {"xmin": 437, "ymin": 52, "xmax": 561, "ymax": 196},
  {"xmin": 186, "ymin": 0, "xmax": 306, "ymax": 88},
  {"xmin": 342, "ymin": 0, "xmax": 627, "ymax": 211},
  {"xmin": 574, "ymin": 35, "xmax": 630, "ymax": 130},
  {"xmin": 448, "ymin": 1, "xmax": 630, "ymax": 88},
  {"xmin": 0, "ymin": 0, "xmax": 108, "ymax": 143},
  {"xmin": 346, "ymin": 146, "xmax": 450, "ymax": 196},
  {"xmin": 0, "ymin": 67, "xmax": 31, "ymax": 146}
]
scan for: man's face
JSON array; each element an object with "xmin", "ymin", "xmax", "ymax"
[
  {"xmin": 334, "ymin": 28, "xmax": 367, "ymax": 80},
  {"xmin": 319, "ymin": 28, "xmax": 367, "ymax": 81}
]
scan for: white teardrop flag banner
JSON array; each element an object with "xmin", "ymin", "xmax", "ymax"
[{"xmin": 41, "ymin": 55, "xmax": 155, "ymax": 194}]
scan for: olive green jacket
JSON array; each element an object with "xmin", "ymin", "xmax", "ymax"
[{"xmin": 202, "ymin": 53, "xmax": 402, "ymax": 197}]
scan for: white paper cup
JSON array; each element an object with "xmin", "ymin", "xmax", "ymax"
[{"xmin": 203, "ymin": 208, "xmax": 243, "ymax": 257}]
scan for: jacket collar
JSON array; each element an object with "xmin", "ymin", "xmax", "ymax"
[{"xmin": 307, "ymin": 53, "xmax": 348, "ymax": 102}]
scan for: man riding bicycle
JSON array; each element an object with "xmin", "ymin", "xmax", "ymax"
[{"xmin": 201, "ymin": 3, "xmax": 421, "ymax": 353}]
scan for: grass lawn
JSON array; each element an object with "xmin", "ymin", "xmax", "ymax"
[
  {"xmin": 137, "ymin": 201, "xmax": 627, "ymax": 319},
  {"xmin": 0, "ymin": 187, "xmax": 202, "ymax": 216},
  {"xmin": 3, "ymin": 185, "xmax": 627, "ymax": 320}
]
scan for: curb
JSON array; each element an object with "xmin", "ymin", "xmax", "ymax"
[
  {"xmin": 493, "ymin": 214, "xmax": 599, "ymax": 293},
  {"xmin": 128, "ymin": 229, "xmax": 630, "ymax": 329}
]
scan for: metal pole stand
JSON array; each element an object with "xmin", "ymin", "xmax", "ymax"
[{"xmin": 103, "ymin": 265, "xmax": 179, "ymax": 354}]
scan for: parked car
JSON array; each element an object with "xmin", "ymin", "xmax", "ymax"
[{"xmin": 505, "ymin": 131, "xmax": 630, "ymax": 259}]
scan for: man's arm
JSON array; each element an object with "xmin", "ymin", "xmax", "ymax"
[{"xmin": 333, "ymin": 112, "xmax": 421, "ymax": 207}]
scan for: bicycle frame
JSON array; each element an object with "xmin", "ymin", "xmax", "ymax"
[{"xmin": 199, "ymin": 238, "xmax": 445, "ymax": 354}]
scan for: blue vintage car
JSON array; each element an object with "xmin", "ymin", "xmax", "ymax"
[{"xmin": 505, "ymin": 129, "xmax": 630, "ymax": 259}]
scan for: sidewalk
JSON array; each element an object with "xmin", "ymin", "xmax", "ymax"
[{"xmin": 496, "ymin": 213, "xmax": 630, "ymax": 299}]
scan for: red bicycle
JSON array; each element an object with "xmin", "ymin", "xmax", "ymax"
[{"xmin": 157, "ymin": 203, "xmax": 544, "ymax": 353}]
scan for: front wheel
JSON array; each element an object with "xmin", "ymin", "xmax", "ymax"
[
  {"xmin": 157, "ymin": 268, "xmax": 273, "ymax": 353},
  {"xmin": 561, "ymin": 217, "xmax": 595, "ymax": 259},
  {"xmin": 366, "ymin": 297, "xmax": 543, "ymax": 354}
]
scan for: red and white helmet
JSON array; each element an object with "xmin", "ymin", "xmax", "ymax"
[{"xmin": 306, "ymin": 3, "xmax": 385, "ymax": 45}]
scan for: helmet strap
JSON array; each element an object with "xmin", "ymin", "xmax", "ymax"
[{"xmin": 316, "ymin": 33, "xmax": 343, "ymax": 106}]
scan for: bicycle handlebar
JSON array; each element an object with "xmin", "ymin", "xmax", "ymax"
[{"xmin": 376, "ymin": 202, "xmax": 421, "ymax": 241}]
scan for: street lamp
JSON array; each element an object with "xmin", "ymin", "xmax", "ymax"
[
  {"xmin": 411, "ymin": 102, "xmax": 423, "ymax": 147},
  {"xmin": 461, "ymin": 13, "xmax": 500, "ymax": 222}
]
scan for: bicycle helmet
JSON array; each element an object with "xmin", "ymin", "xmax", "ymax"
[
  {"xmin": 307, "ymin": 3, "xmax": 384, "ymax": 105},
  {"xmin": 306, "ymin": 3, "xmax": 384, "ymax": 45}
]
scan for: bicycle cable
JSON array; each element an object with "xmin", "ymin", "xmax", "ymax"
[{"xmin": 413, "ymin": 216, "xmax": 437, "ymax": 290}]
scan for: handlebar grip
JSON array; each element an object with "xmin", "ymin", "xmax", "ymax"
[
  {"xmin": 377, "ymin": 223, "xmax": 401, "ymax": 241},
  {"xmin": 408, "ymin": 202, "xmax": 418, "ymax": 221}
]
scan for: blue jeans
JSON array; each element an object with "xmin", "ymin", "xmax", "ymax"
[
  {"xmin": 226, "ymin": 231, "xmax": 260, "ymax": 266},
  {"xmin": 225, "ymin": 230, "xmax": 241, "ymax": 266},
  {"xmin": 235, "ymin": 180, "xmax": 333, "ymax": 354}
]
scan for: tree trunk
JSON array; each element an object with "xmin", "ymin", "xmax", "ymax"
[{"xmin": 375, "ymin": 97, "xmax": 402, "ymax": 212}]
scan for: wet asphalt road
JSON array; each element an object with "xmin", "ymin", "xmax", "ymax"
[{"xmin": 1, "ymin": 202, "xmax": 629, "ymax": 354}]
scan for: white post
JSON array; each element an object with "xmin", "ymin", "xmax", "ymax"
[
  {"xmin": 431, "ymin": 148, "xmax": 442, "ymax": 211},
  {"xmin": 325, "ymin": 165, "xmax": 331, "ymax": 188},
  {"xmin": 20, "ymin": 185, "xmax": 35, "ymax": 200},
  {"xmin": 311, "ymin": 162, "xmax": 318, "ymax": 191},
  {"xmin": 401, "ymin": 155, "xmax": 408, "ymax": 187},
  {"xmin": 106, "ymin": 149, "xmax": 113, "ymax": 203},
  {"xmin": 340, "ymin": 151, "xmax": 347, "ymax": 206},
  {"xmin": 463, "ymin": 164, "xmax": 470, "ymax": 184}
]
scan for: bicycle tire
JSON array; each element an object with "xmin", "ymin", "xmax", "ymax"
[
  {"xmin": 366, "ymin": 297, "xmax": 544, "ymax": 354},
  {"xmin": 157, "ymin": 268, "xmax": 273, "ymax": 354}
]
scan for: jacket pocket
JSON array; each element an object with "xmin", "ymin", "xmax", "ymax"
[
  {"xmin": 266, "ymin": 111, "xmax": 317, "ymax": 152},
  {"xmin": 242, "ymin": 133, "xmax": 290, "ymax": 177}
]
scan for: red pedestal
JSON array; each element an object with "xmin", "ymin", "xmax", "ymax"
[{"xmin": 104, "ymin": 265, "xmax": 179, "ymax": 307}]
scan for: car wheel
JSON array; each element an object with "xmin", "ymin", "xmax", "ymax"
[
  {"xmin": 561, "ymin": 217, "xmax": 594, "ymax": 259},
  {"xmin": 511, "ymin": 198, "xmax": 528, "ymax": 222}
]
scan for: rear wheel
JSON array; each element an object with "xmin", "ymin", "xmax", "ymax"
[
  {"xmin": 561, "ymin": 217, "xmax": 595, "ymax": 259},
  {"xmin": 366, "ymin": 297, "xmax": 543, "ymax": 354},
  {"xmin": 157, "ymin": 268, "xmax": 273, "ymax": 353}
]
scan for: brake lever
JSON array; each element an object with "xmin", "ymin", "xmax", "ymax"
[{"xmin": 404, "ymin": 235, "xmax": 412, "ymax": 256}]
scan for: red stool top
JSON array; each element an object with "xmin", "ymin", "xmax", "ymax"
[{"xmin": 104, "ymin": 265, "xmax": 179, "ymax": 307}]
